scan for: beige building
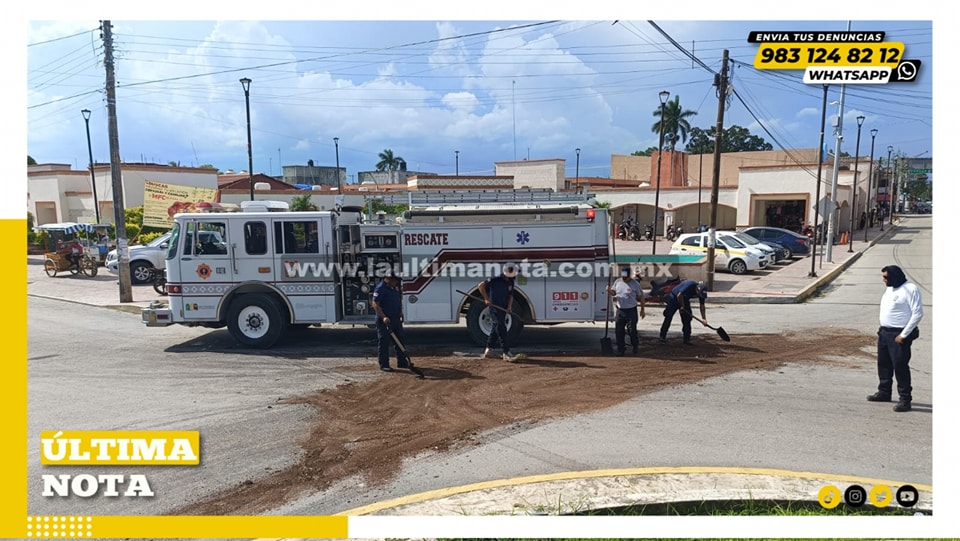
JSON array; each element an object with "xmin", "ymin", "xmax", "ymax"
[
  {"xmin": 28, "ymin": 149, "xmax": 880, "ymax": 239},
  {"xmin": 495, "ymin": 159, "xmax": 565, "ymax": 191},
  {"xmin": 28, "ymin": 163, "xmax": 218, "ymax": 226},
  {"xmin": 597, "ymin": 149, "xmax": 870, "ymax": 236}
]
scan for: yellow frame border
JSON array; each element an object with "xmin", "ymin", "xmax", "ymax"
[{"xmin": 8, "ymin": 220, "xmax": 346, "ymax": 539}]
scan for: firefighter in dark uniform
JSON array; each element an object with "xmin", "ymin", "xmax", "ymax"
[
  {"xmin": 372, "ymin": 270, "xmax": 407, "ymax": 372},
  {"xmin": 478, "ymin": 262, "xmax": 518, "ymax": 362},
  {"xmin": 659, "ymin": 279, "xmax": 707, "ymax": 345}
]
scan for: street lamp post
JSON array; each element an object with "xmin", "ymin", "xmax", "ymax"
[
  {"xmin": 333, "ymin": 137, "xmax": 341, "ymax": 191},
  {"xmin": 239, "ymin": 77, "xmax": 254, "ymax": 201},
  {"xmin": 848, "ymin": 115, "xmax": 865, "ymax": 252},
  {"xmin": 865, "ymin": 128, "xmax": 877, "ymax": 241},
  {"xmin": 809, "ymin": 84, "xmax": 829, "ymax": 278},
  {"xmin": 575, "ymin": 148, "xmax": 581, "ymax": 193},
  {"xmin": 455, "ymin": 150, "xmax": 459, "ymax": 176},
  {"xmin": 652, "ymin": 90, "xmax": 669, "ymax": 255},
  {"xmin": 81, "ymin": 109, "xmax": 100, "ymax": 224},
  {"xmin": 885, "ymin": 145, "xmax": 893, "ymax": 229}
]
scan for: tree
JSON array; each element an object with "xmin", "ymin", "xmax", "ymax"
[
  {"xmin": 631, "ymin": 147, "xmax": 658, "ymax": 157},
  {"xmin": 651, "ymin": 96, "xmax": 697, "ymax": 150},
  {"xmin": 290, "ymin": 194, "xmax": 319, "ymax": 212},
  {"xmin": 376, "ymin": 149, "xmax": 405, "ymax": 171},
  {"xmin": 903, "ymin": 178, "xmax": 932, "ymax": 203},
  {"xmin": 28, "ymin": 155, "xmax": 37, "ymax": 166},
  {"xmin": 362, "ymin": 198, "xmax": 408, "ymax": 217},
  {"xmin": 684, "ymin": 125, "xmax": 773, "ymax": 154}
]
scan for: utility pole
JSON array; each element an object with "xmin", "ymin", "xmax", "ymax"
[
  {"xmin": 706, "ymin": 49, "xmax": 729, "ymax": 292},
  {"xmin": 825, "ymin": 84, "xmax": 845, "ymax": 263},
  {"xmin": 697, "ymin": 151, "xmax": 703, "ymax": 229},
  {"xmin": 865, "ymin": 128, "xmax": 877, "ymax": 242},
  {"xmin": 102, "ymin": 20, "xmax": 132, "ymax": 302},
  {"xmin": 825, "ymin": 21, "xmax": 851, "ymax": 263}
]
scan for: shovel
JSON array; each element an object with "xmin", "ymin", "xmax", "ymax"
[
  {"xmin": 682, "ymin": 308, "xmax": 730, "ymax": 342},
  {"xmin": 388, "ymin": 330, "xmax": 426, "ymax": 379},
  {"xmin": 455, "ymin": 289, "xmax": 533, "ymax": 324},
  {"xmin": 600, "ymin": 221, "xmax": 615, "ymax": 355},
  {"xmin": 600, "ymin": 296, "xmax": 614, "ymax": 355}
]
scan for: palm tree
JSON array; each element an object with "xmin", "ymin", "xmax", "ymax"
[
  {"xmin": 652, "ymin": 96, "xmax": 697, "ymax": 187},
  {"xmin": 651, "ymin": 96, "xmax": 697, "ymax": 150},
  {"xmin": 376, "ymin": 149, "xmax": 405, "ymax": 171}
]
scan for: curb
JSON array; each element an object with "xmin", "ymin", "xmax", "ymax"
[
  {"xmin": 337, "ymin": 467, "xmax": 932, "ymax": 516},
  {"xmin": 27, "ymin": 293, "xmax": 149, "ymax": 315},
  {"xmin": 795, "ymin": 250, "xmax": 864, "ymax": 303}
]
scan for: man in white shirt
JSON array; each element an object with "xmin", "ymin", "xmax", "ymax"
[
  {"xmin": 606, "ymin": 266, "xmax": 645, "ymax": 356},
  {"xmin": 868, "ymin": 265, "xmax": 923, "ymax": 412}
]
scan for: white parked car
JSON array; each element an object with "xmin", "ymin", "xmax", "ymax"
[
  {"xmin": 669, "ymin": 232, "xmax": 768, "ymax": 275},
  {"xmin": 717, "ymin": 231, "xmax": 782, "ymax": 264},
  {"xmin": 105, "ymin": 232, "xmax": 172, "ymax": 284}
]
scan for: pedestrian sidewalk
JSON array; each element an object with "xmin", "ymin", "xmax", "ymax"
[
  {"xmin": 612, "ymin": 223, "xmax": 894, "ymax": 304},
  {"xmin": 26, "ymin": 255, "xmax": 165, "ymax": 314}
]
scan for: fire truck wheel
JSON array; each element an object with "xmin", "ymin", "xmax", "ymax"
[
  {"xmin": 227, "ymin": 293, "xmax": 286, "ymax": 348},
  {"xmin": 466, "ymin": 301, "xmax": 524, "ymax": 347}
]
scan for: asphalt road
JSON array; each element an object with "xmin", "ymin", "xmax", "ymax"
[{"xmin": 26, "ymin": 216, "xmax": 934, "ymax": 520}]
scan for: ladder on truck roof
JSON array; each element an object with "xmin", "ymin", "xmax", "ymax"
[
  {"xmin": 411, "ymin": 189, "xmax": 594, "ymax": 205},
  {"xmin": 366, "ymin": 189, "xmax": 594, "ymax": 206}
]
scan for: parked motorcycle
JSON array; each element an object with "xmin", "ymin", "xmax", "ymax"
[
  {"xmin": 643, "ymin": 223, "xmax": 654, "ymax": 241},
  {"xmin": 666, "ymin": 224, "xmax": 677, "ymax": 241},
  {"xmin": 629, "ymin": 223, "xmax": 641, "ymax": 241}
]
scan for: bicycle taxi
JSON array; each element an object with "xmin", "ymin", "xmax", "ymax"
[{"xmin": 34, "ymin": 222, "xmax": 111, "ymax": 277}]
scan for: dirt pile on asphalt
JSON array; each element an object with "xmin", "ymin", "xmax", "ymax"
[{"xmin": 171, "ymin": 329, "xmax": 874, "ymax": 515}]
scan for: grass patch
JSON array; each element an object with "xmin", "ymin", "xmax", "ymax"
[{"xmin": 578, "ymin": 499, "xmax": 925, "ymax": 516}]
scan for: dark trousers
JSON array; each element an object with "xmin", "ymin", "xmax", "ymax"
[
  {"xmin": 660, "ymin": 295, "xmax": 692, "ymax": 340},
  {"xmin": 376, "ymin": 319, "xmax": 407, "ymax": 368},
  {"xmin": 877, "ymin": 327, "xmax": 913, "ymax": 401},
  {"xmin": 486, "ymin": 309, "xmax": 510, "ymax": 354},
  {"xmin": 615, "ymin": 306, "xmax": 639, "ymax": 352}
]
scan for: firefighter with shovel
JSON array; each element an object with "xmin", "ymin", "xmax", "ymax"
[
  {"xmin": 659, "ymin": 279, "xmax": 708, "ymax": 346},
  {"xmin": 372, "ymin": 269, "xmax": 409, "ymax": 372},
  {"xmin": 478, "ymin": 263, "xmax": 519, "ymax": 362}
]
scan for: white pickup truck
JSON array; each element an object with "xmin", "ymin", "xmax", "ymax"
[
  {"xmin": 105, "ymin": 232, "xmax": 172, "ymax": 284},
  {"xmin": 106, "ymin": 231, "xmax": 225, "ymax": 284}
]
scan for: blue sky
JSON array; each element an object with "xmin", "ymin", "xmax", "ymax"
[{"xmin": 25, "ymin": 18, "xmax": 933, "ymax": 182}]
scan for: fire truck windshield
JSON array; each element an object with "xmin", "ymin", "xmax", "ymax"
[{"xmin": 166, "ymin": 223, "xmax": 181, "ymax": 260}]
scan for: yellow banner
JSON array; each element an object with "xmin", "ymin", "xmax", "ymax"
[{"xmin": 143, "ymin": 180, "xmax": 218, "ymax": 228}]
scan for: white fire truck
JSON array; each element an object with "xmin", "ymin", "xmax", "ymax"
[{"xmin": 141, "ymin": 198, "xmax": 612, "ymax": 348}]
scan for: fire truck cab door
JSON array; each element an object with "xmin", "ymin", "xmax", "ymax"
[
  {"xmin": 229, "ymin": 218, "xmax": 275, "ymax": 283},
  {"xmin": 178, "ymin": 219, "xmax": 233, "ymax": 320}
]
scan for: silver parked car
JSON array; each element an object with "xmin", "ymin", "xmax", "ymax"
[{"xmin": 105, "ymin": 232, "xmax": 172, "ymax": 284}]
